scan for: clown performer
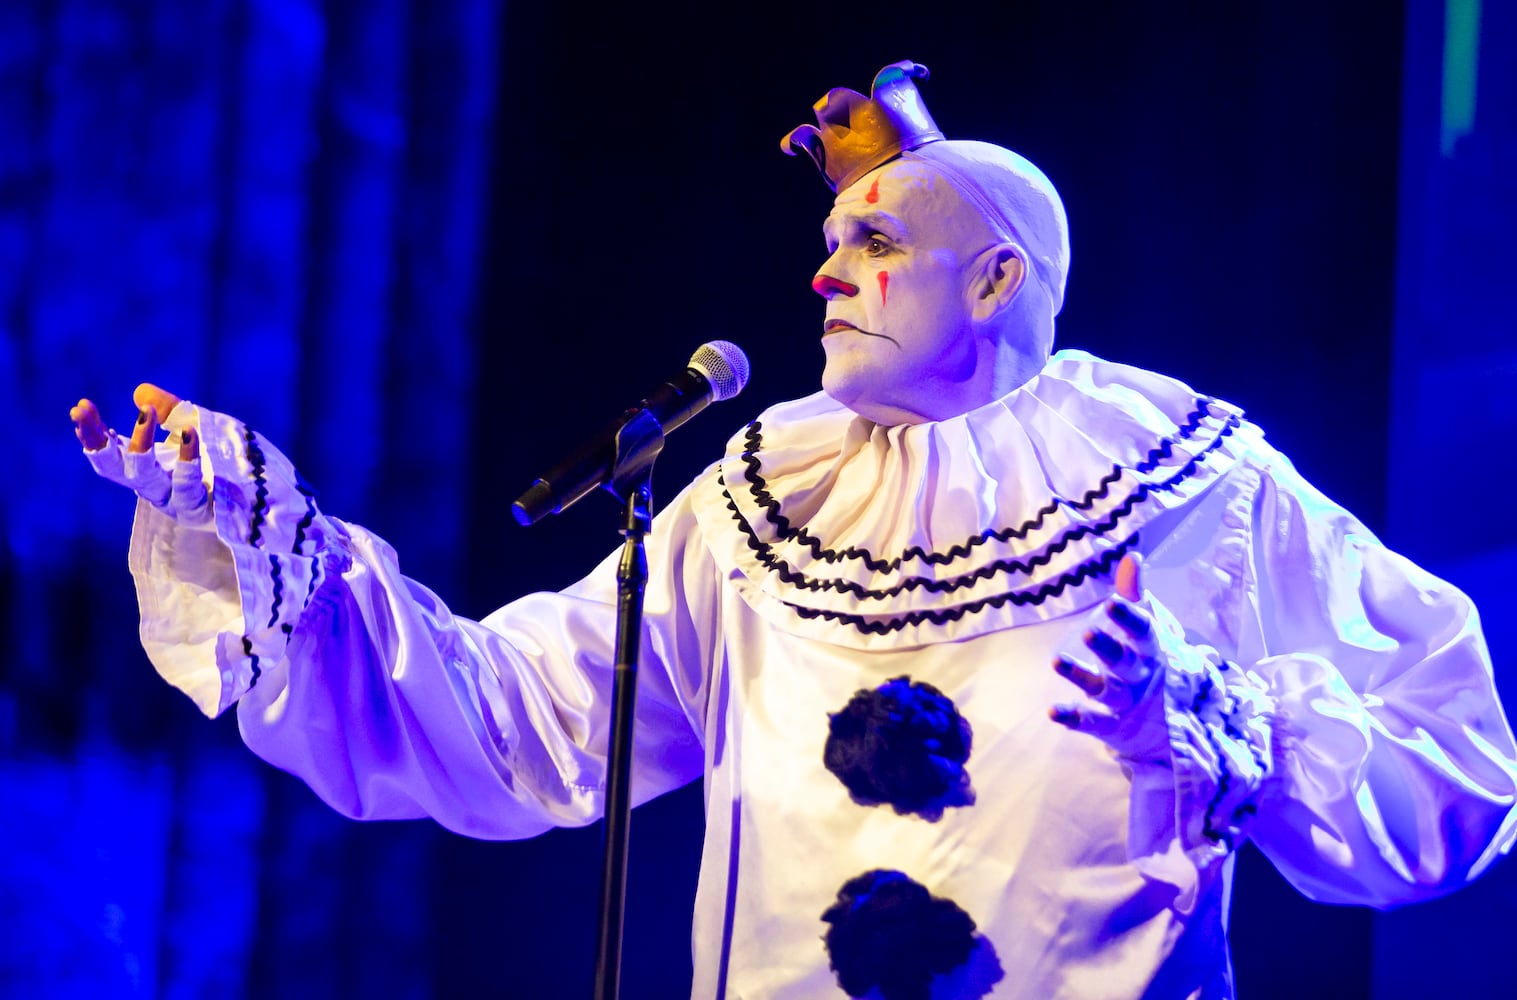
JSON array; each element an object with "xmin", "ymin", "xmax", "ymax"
[{"xmin": 70, "ymin": 62, "xmax": 1517, "ymax": 1000}]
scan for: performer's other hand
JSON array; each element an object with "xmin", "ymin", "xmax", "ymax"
[{"xmin": 1048, "ymin": 552, "xmax": 1171, "ymax": 762}]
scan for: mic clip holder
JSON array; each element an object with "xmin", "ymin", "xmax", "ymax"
[
  {"xmin": 511, "ymin": 405, "xmax": 670, "ymax": 526},
  {"xmin": 605, "ymin": 407, "xmax": 665, "ymax": 508}
]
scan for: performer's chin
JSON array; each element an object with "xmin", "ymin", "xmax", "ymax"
[{"xmin": 819, "ymin": 358, "xmax": 875, "ymax": 416}]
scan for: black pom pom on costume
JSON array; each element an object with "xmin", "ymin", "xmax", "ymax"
[
  {"xmin": 821, "ymin": 869, "xmax": 979, "ymax": 1000},
  {"xmin": 824, "ymin": 675, "xmax": 974, "ymax": 820}
]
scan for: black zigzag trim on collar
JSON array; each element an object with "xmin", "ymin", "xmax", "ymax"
[
  {"xmin": 720, "ymin": 413, "xmax": 1233, "ymax": 603},
  {"xmin": 737, "ymin": 400, "xmax": 1233, "ymax": 574},
  {"xmin": 784, "ymin": 535, "xmax": 1140, "ymax": 635}
]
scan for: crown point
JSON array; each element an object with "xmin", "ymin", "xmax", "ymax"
[{"xmin": 782, "ymin": 61, "xmax": 944, "ymax": 192}]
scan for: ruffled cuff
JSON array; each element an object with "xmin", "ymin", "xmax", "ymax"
[
  {"xmin": 1127, "ymin": 645, "xmax": 1275, "ymax": 911},
  {"xmin": 128, "ymin": 402, "xmax": 345, "ymax": 717}
]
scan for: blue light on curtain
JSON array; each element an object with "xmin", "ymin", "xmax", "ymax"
[
  {"xmin": 1375, "ymin": 1, "xmax": 1517, "ymax": 995},
  {"xmin": 0, "ymin": 0, "xmax": 499, "ymax": 993}
]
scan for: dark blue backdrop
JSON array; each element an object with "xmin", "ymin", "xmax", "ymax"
[{"xmin": 2, "ymin": 1, "xmax": 1513, "ymax": 997}]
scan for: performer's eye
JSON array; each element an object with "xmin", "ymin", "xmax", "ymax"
[{"xmin": 864, "ymin": 236, "xmax": 891, "ymax": 256}]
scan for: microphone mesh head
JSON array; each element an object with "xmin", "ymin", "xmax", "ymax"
[{"xmin": 689, "ymin": 341, "xmax": 751, "ymax": 402}]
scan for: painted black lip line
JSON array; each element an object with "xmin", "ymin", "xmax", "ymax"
[{"xmin": 823, "ymin": 320, "xmax": 900, "ymax": 348}]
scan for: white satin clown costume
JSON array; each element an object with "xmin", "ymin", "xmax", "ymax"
[{"xmin": 95, "ymin": 349, "xmax": 1517, "ymax": 999}]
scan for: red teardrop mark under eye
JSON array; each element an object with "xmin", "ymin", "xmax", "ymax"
[{"xmin": 878, "ymin": 271, "xmax": 889, "ymax": 306}]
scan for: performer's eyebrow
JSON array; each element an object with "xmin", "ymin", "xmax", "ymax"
[{"xmin": 823, "ymin": 211, "xmax": 909, "ymax": 246}]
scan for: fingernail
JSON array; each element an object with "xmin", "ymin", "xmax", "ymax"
[
  {"xmin": 1053, "ymin": 655, "xmax": 1072, "ymax": 676},
  {"xmin": 1050, "ymin": 706, "xmax": 1080, "ymax": 728},
  {"xmin": 1109, "ymin": 601, "xmax": 1152, "ymax": 638},
  {"xmin": 1088, "ymin": 629, "xmax": 1123, "ymax": 664}
]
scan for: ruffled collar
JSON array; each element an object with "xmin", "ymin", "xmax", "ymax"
[{"xmin": 688, "ymin": 350, "xmax": 1253, "ymax": 649}]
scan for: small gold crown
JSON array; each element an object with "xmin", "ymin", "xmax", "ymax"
[{"xmin": 782, "ymin": 61, "xmax": 945, "ymax": 193}]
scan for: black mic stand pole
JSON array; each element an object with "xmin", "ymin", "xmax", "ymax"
[{"xmin": 592, "ymin": 408, "xmax": 665, "ymax": 1000}]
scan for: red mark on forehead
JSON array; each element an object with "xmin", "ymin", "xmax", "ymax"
[
  {"xmin": 877, "ymin": 271, "xmax": 889, "ymax": 306},
  {"xmin": 865, "ymin": 178, "xmax": 880, "ymax": 204}
]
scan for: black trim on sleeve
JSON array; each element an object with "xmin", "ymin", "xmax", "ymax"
[
  {"xmin": 244, "ymin": 426, "xmax": 270, "ymax": 547},
  {"xmin": 242, "ymin": 635, "xmax": 262, "ymax": 690}
]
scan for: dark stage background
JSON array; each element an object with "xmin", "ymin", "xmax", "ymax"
[{"xmin": 2, "ymin": 1, "xmax": 1514, "ymax": 996}]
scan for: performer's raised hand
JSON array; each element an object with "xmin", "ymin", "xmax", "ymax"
[
  {"xmin": 71, "ymin": 384, "xmax": 209, "ymax": 522},
  {"xmin": 1048, "ymin": 552, "xmax": 1174, "ymax": 762}
]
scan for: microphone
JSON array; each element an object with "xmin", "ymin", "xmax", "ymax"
[{"xmin": 511, "ymin": 341, "xmax": 751, "ymax": 526}]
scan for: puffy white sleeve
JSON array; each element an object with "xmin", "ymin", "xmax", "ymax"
[
  {"xmin": 1234, "ymin": 456, "xmax": 1517, "ymax": 906},
  {"xmin": 1130, "ymin": 449, "xmax": 1517, "ymax": 908},
  {"xmin": 124, "ymin": 402, "xmax": 714, "ymax": 840}
]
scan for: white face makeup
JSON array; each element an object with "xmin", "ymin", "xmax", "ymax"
[{"xmin": 813, "ymin": 159, "xmax": 1006, "ymax": 425}]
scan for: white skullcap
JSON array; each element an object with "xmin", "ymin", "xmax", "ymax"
[{"xmin": 904, "ymin": 141, "xmax": 1070, "ymax": 315}]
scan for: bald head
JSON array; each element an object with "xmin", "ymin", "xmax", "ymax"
[{"xmin": 906, "ymin": 141, "xmax": 1069, "ymax": 328}]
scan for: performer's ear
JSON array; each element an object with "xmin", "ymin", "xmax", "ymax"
[{"xmin": 969, "ymin": 243, "xmax": 1027, "ymax": 322}]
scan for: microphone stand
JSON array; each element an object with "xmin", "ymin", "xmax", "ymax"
[{"xmin": 592, "ymin": 408, "xmax": 665, "ymax": 1000}]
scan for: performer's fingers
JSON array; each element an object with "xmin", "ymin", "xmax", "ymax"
[
  {"xmin": 127, "ymin": 405, "xmax": 158, "ymax": 454},
  {"xmin": 1049, "ymin": 702, "xmax": 1121, "ymax": 738},
  {"xmin": 178, "ymin": 424, "xmax": 199, "ymax": 463},
  {"xmin": 171, "ymin": 427, "xmax": 209, "ymax": 522},
  {"xmin": 71, "ymin": 398, "xmax": 109, "ymax": 451},
  {"xmin": 1085, "ymin": 623, "xmax": 1157, "ymax": 698},
  {"xmin": 133, "ymin": 383, "xmax": 181, "ymax": 425},
  {"xmin": 1084, "ymin": 628, "xmax": 1127, "ymax": 668},
  {"xmin": 1106, "ymin": 598, "xmax": 1152, "ymax": 642},
  {"xmin": 1050, "ymin": 704, "xmax": 1082, "ymax": 729},
  {"xmin": 1053, "ymin": 655, "xmax": 1106, "ymax": 697},
  {"xmin": 123, "ymin": 446, "xmax": 171, "ymax": 507},
  {"xmin": 120, "ymin": 405, "xmax": 171, "ymax": 507},
  {"xmin": 1115, "ymin": 551, "xmax": 1143, "ymax": 603}
]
